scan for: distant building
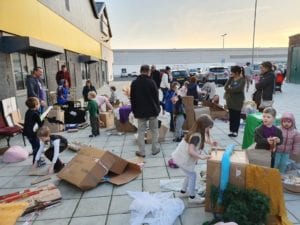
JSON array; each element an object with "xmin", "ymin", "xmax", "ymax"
[
  {"xmin": 287, "ymin": 34, "xmax": 300, "ymax": 84},
  {"xmin": 113, "ymin": 47, "xmax": 287, "ymax": 77},
  {"xmin": 0, "ymin": 0, "xmax": 113, "ymax": 114}
]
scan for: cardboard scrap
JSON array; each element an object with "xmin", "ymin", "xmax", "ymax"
[
  {"xmin": 57, "ymin": 146, "xmax": 141, "ymax": 190},
  {"xmin": 31, "ymin": 175, "xmax": 52, "ymax": 185}
]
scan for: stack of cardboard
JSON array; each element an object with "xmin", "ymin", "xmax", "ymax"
[
  {"xmin": 43, "ymin": 108, "xmax": 64, "ymax": 133},
  {"xmin": 57, "ymin": 146, "xmax": 141, "ymax": 190},
  {"xmin": 0, "ymin": 183, "xmax": 61, "ymax": 215},
  {"xmin": 202, "ymin": 101, "xmax": 228, "ymax": 120},
  {"xmin": 100, "ymin": 112, "xmax": 114, "ymax": 128},
  {"xmin": 205, "ymin": 150, "xmax": 249, "ymax": 212},
  {"xmin": 182, "ymin": 96, "xmax": 195, "ymax": 130}
]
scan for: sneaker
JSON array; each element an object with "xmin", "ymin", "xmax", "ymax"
[
  {"xmin": 37, "ymin": 158, "xmax": 46, "ymax": 168},
  {"xmin": 178, "ymin": 191, "xmax": 189, "ymax": 198},
  {"xmin": 228, "ymin": 133, "xmax": 234, "ymax": 137},
  {"xmin": 135, "ymin": 151, "xmax": 145, "ymax": 158},
  {"xmin": 188, "ymin": 196, "xmax": 205, "ymax": 204},
  {"xmin": 89, "ymin": 134, "xmax": 94, "ymax": 138},
  {"xmin": 152, "ymin": 149, "xmax": 160, "ymax": 156},
  {"xmin": 232, "ymin": 132, "xmax": 238, "ymax": 137},
  {"xmin": 173, "ymin": 137, "xmax": 181, "ymax": 142}
]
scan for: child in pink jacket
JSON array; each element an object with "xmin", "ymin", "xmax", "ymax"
[{"xmin": 275, "ymin": 112, "xmax": 300, "ymax": 173}]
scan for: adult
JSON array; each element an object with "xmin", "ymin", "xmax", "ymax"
[
  {"xmin": 254, "ymin": 61, "xmax": 275, "ymax": 112},
  {"xmin": 82, "ymin": 80, "xmax": 97, "ymax": 102},
  {"xmin": 26, "ymin": 67, "xmax": 46, "ymax": 113},
  {"xmin": 150, "ymin": 65, "xmax": 161, "ymax": 88},
  {"xmin": 56, "ymin": 65, "xmax": 71, "ymax": 87},
  {"xmin": 95, "ymin": 95, "xmax": 113, "ymax": 112},
  {"xmin": 244, "ymin": 62, "xmax": 253, "ymax": 92},
  {"xmin": 130, "ymin": 64, "xmax": 161, "ymax": 157},
  {"xmin": 160, "ymin": 66, "xmax": 171, "ymax": 98},
  {"xmin": 224, "ymin": 66, "xmax": 245, "ymax": 137},
  {"xmin": 187, "ymin": 76, "xmax": 201, "ymax": 106}
]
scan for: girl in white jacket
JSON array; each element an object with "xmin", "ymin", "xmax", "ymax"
[{"xmin": 172, "ymin": 114, "xmax": 216, "ymax": 203}]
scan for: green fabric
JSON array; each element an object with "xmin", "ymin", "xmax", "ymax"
[
  {"xmin": 224, "ymin": 77, "xmax": 245, "ymax": 110},
  {"xmin": 87, "ymin": 99, "xmax": 99, "ymax": 117},
  {"xmin": 242, "ymin": 112, "xmax": 280, "ymax": 149}
]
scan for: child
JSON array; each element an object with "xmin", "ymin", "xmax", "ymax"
[
  {"xmin": 32, "ymin": 126, "xmax": 68, "ymax": 174},
  {"xmin": 23, "ymin": 97, "xmax": 45, "ymax": 166},
  {"xmin": 109, "ymin": 86, "xmax": 118, "ymax": 104},
  {"xmin": 254, "ymin": 107, "xmax": 283, "ymax": 168},
  {"xmin": 165, "ymin": 82, "xmax": 179, "ymax": 132},
  {"xmin": 57, "ymin": 79, "xmax": 70, "ymax": 105},
  {"xmin": 172, "ymin": 95, "xmax": 185, "ymax": 142},
  {"xmin": 87, "ymin": 91, "xmax": 100, "ymax": 137},
  {"xmin": 172, "ymin": 115, "xmax": 215, "ymax": 203},
  {"xmin": 275, "ymin": 112, "xmax": 300, "ymax": 173}
]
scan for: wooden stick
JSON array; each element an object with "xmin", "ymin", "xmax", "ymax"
[{"xmin": 31, "ymin": 175, "xmax": 52, "ymax": 185}]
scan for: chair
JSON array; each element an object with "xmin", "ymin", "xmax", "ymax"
[{"xmin": 0, "ymin": 113, "xmax": 26, "ymax": 146}]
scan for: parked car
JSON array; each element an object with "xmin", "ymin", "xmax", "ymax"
[
  {"xmin": 189, "ymin": 68, "xmax": 199, "ymax": 76},
  {"xmin": 120, "ymin": 68, "xmax": 128, "ymax": 78},
  {"xmin": 171, "ymin": 70, "xmax": 189, "ymax": 85},
  {"xmin": 201, "ymin": 66, "xmax": 229, "ymax": 86}
]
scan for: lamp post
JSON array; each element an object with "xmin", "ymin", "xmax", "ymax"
[
  {"xmin": 221, "ymin": 33, "xmax": 227, "ymax": 49},
  {"xmin": 251, "ymin": 0, "xmax": 258, "ymax": 65}
]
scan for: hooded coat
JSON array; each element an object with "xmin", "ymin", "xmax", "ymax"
[{"xmin": 277, "ymin": 112, "xmax": 300, "ymax": 154}]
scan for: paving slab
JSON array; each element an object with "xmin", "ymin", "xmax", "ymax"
[
  {"xmin": 113, "ymin": 179, "xmax": 142, "ymax": 195},
  {"xmin": 82, "ymin": 183, "xmax": 113, "ymax": 198},
  {"xmin": 143, "ymin": 166, "xmax": 169, "ymax": 179},
  {"xmin": 32, "ymin": 218, "xmax": 70, "ymax": 225},
  {"xmin": 109, "ymin": 195, "xmax": 132, "ymax": 214},
  {"xmin": 106, "ymin": 213, "xmax": 131, "ymax": 225},
  {"xmin": 74, "ymin": 197, "xmax": 110, "ymax": 217},
  {"xmin": 69, "ymin": 215, "xmax": 107, "ymax": 225}
]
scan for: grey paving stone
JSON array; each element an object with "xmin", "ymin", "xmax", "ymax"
[
  {"xmin": 0, "ymin": 166, "xmax": 24, "ymax": 176},
  {"xmin": 167, "ymin": 167, "xmax": 185, "ymax": 178},
  {"xmin": 58, "ymin": 181, "xmax": 83, "ymax": 199},
  {"xmin": 74, "ymin": 196, "xmax": 110, "ymax": 217},
  {"xmin": 2, "ymin": 175, "xmax": 38, "ymax": 188},
  {"xmin": 143, "ymin": 166, "xmax": 169, "ymax": 179},
  {"xmin": 181, "ymin": 207, "xmax": 213, "ymax": 225},
  {"xmin": 32, "ymin": 218, "xmax": 70, "ymax": 225},
  {"xmin": 143, "ymin": 178, "xmax": 166, "ymax": 193},
  {"xmin": 287, "ymin": 210, "xmax": 299, "ymax": 224},
  {"xmin": 286, "ymin": 200, "xmax": 300, "ymax": 222},
  {"xmin": 113, "ymin": 179, "xmax": 142, "ymax": 195},
  {"xmin": 144, "ymin": 157, "xmax": 166, "ymax": 167},
  {"xmin": 284, "ymin": 193, "xmax": 300, "ymax": 201},
  {"xmin": 69, "ymin": 215, "xmax": 106, "ymax": 225},
  {"xmin": 104, "ymin": 140, "xmax": 124, "ymax": 147},
  {"xmin": 109, "ymin": 195, "xmax": 132, "ymax": 214},
  {"xmin": 82, "ymin": 183, "xmax": 113, "ymax": 198},
  {"xmin": 122, "ymin": 145, "xmax": 139, "ymax": 152},
  {"xmin": 106, "ymin": 213, "xmax": 131, "ymax": 225},
  {"xmin": 36, "ymin": 199, "xmax": 78, "ymax": 220}
]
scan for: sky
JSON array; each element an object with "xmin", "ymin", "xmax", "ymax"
[{"xmin": 101, "ymin": 0, "xmax": 300, "ymax": 49}]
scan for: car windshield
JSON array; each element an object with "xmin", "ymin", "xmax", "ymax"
[
  {"xmin": 209, "ymin": 67, "xmax": 225, "ymax": 73},
  {"xmin": 172, "ymin": 71, "xmax": 188, "ymax": 77},
  {"xmin": 189, "ymin": 69, "xmax": 197, "ymax": 72}
]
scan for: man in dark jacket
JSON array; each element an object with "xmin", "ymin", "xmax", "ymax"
[
  {"xmin": 56, "ymin": 65, "xmax": 71, "ymax": 87},
  {"xmin": 130, "ymin": 64, "xmax": 160, "ymax": 157},
  {"xmin": 150, "ymin": 65, "xmax": 161, "ymax": 88}
]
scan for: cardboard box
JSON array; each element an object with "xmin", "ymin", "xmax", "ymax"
[
  {"xmin": 246, "ymin": 149, "xmax": 271, "ymax": 167},
  {"xmin": 57, "ymin": 146, "xmax": 141, "ymax": 190},
  {"xmin": 182, "ymin": 96, "xmax": 195, "ymax": 130},
  {"xmin": 99, "ymin": 112, "xmax": 114, "ymax": 128},
  {"xmin": 205, "ymin": 150, "xmax": 249, "ymax": 212},
  {"xmin": 210, "ymin": 110, "xmax": 229, "ymax": 120},
  {"xmin": 115, "ymin": 119, "xmax": 137, "ymax": 132},
  {"xmin": 145, "ymin": 125, "xmax": 169, "ymax": 144},
  {"xmin": 43, "ymin": 108, "xmax": 64, "ymax": 133},
  {"xmin": 194, "ymin": 106, "xmax": 210, "ymax": 120}
]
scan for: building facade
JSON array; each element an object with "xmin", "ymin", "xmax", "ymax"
[
  {"xmin": 287, "ymin": 34, "xmax": 300, "ymax": 84},
  {"xmin": 0, "ymin": 0, "xmax": 113, "ymax": 114},
  {"xmin": 113, "ymin": 47, "xmax": 287, "ymax": 77}
]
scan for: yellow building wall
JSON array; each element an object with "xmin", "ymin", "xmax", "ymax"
[{"xmin": 0, "ymin": 0, "xmax": 102, "ymax": 58}]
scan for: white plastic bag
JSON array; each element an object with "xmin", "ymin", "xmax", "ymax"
[{"xmin": 127, "ymin": 191, "xmax": 184, "ymax": 225}]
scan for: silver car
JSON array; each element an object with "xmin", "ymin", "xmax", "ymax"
[{"xmin": 201, "ymin": 66, "xmax": 229, "ymax": 85}]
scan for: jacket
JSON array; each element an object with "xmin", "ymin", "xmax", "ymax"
[
  {"xmin": 165, "ymin": 89, "xmax": 176, "ymax": 113},
  {"xmin": 26, "ymin": 75, "xmax": 40, "ymax": 98},
  {"xmin": 255, "ymin": 71, "xmax": 275, "ymax": 101},
  {"xmin": 23, "ymin": 109, "xmax": 43, "ymax": 138},
  {"xmin": 277, "ymin": 112, "xmax": 300, "ymax": 154},
  {"xmin": 254, "ymin": 125, "xmax": 283, "ymax": 150},
  {"xmin": 224, "ymin": 77, "xmax": 245, "ymax": 110},
  {"xmin": 130, "ymin": 74, "xmax": 160, "ymax": 119},
  {"xmin": 82, "ymin": 85, "xmax": 97, "ymax": 101}
]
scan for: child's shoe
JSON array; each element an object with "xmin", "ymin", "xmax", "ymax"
[
  {"xmin": 178, "ymin": 190, "xmax": 189, "ymax": 198},
  {"xmin": 37, "ymin": 158, "xmax": 46, "ymax": 167},
  {"xmin": 188, "ymin": 195, "xmax": 205, "ymax": 204}
]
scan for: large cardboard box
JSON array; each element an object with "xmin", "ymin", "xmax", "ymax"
[
  {"xmin": 246, "ymin": 149, "xmax": 271, "ymax": 167},
  {"xmin": 115, "ymin": 119, "xmax": 137, "ymax": 132},
  {"xmin": 145, "ymin": 125, "xmax": 169, "ymax": 144},
  {"xmin": 57, "ymin": 146, "xmax": 141, "ymax": 190},
  {"xmin": 194, "ymin": 106, "xmax": 210, "ymax": 120},
  {"xmin": 43, "ymin": 108, "xmax": 64, "ymax": 133},
  {"xmin": 99, "ymin": 112, "xmax": 114, "ymax": 128},
  {"xmin": 182, "ymin": 96, "xmax": 195, "ymax": 130},
  {"xmin": 205, "ymin": 150, "xmax": 249, "ymax": 212}
]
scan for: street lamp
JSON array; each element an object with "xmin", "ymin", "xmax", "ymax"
[
  {"xmin": 221, "ymin": 33, "xmax": 227, "ymax": 49},
  {"xmin": 251, "ymin": 0, "xmax": 258, "ymax": 65}
]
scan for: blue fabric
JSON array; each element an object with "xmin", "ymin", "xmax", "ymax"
[
  {"xmin": 218, "ymin": 144, "xmax": 235, "ymax": 204},
  {"xmin": 164, "ymin": 90, "xmax": 176, "ymax": 113}
]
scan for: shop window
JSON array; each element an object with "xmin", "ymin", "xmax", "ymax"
[
  {"xmin": 65, "ymin": 0, "xmax": 70, "ymax": 11},
  {"xmin": 81, "ymin": 63, "xmax": 90, "ymax": 86},
  {"xmin": 11, "ymin": 53, "xmax": 25, "ymax": 90}
]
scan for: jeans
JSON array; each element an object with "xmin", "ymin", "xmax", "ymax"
[
  {"xmin": 27, "ymin": 136, "xmax": 40, "ymax": 164},
  {"xmin": 181, "ymin": 167, "xmax": 197, "ymax": 196},
  {"xmin": 137, "ymin": 117, "xmax": 160, "ymax": 154},
  {"xmin": 274, "ymin": 152, "xmax": 289, "ymax": 173},
  {"xmin": 228, "ymin": 108, "xmax": 241, "ymax": 133},
  {"xmin": 174, "ymin": 114, "xmax": 185, "ymax": 139},
  {"xmin": 90, "ymin": 115, "xmax": 100, "ymax": 136}
]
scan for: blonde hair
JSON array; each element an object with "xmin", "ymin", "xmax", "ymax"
[
  {"xmin": 184, "ymin": 114, "xmax": 214, "ymax": 149},
  {"xmin": 88, "ymin": 91, "xmax": 97, "ymax": 99},
  {"xmin": 37, "ymin": 126, "xmax": 50, "ymax": 138},
  {"xmin": 263, "ymin": 107, "xmax": 276, "ymax": 118}
]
